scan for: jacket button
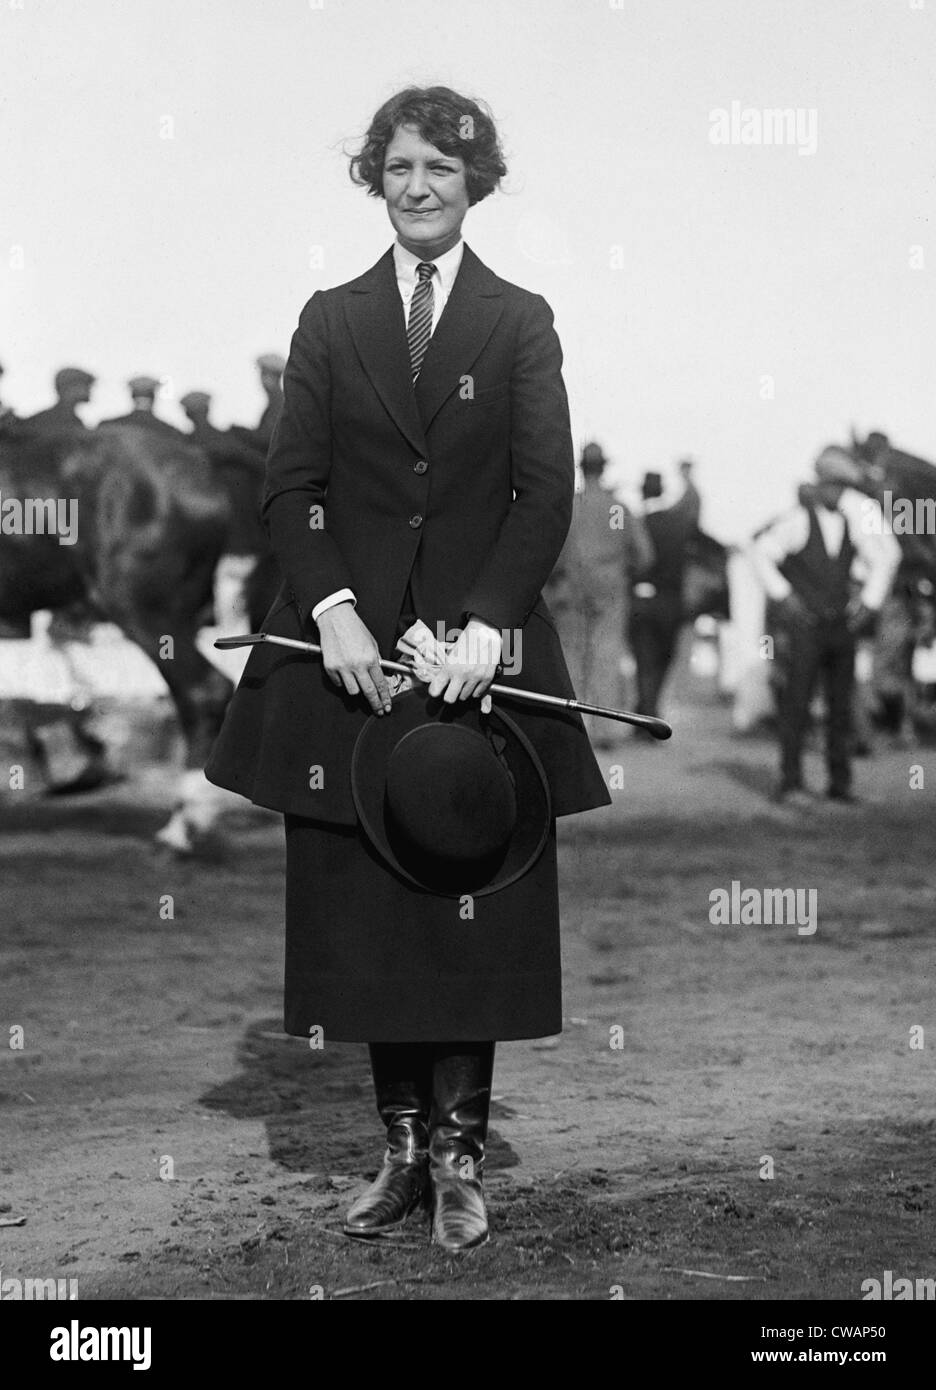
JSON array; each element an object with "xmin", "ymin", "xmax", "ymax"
[
  {"xmin": 413, "ymin": 459, "xmax": 428, "ymax": 474},
  {"xmin": 409, "ymin": 513, "xmax": 424, "ymax": 529}
]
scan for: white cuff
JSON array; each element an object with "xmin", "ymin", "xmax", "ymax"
[{"xmin": 312, "ymin": 588, "xmax": 357, "ymax": 622}]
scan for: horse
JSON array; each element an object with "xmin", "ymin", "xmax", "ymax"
[{"xmin": 1, "ymin": 422, "xmax": 242, "ymax": 842}]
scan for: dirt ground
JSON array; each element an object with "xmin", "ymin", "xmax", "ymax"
[{"xmin": 1, "ymin": 683, "xmax": 933, "ymax": 1302}]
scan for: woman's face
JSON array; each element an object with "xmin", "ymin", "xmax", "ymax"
[{"xmin": 382, "ymin": 124, "xmax": 470, "ymax": 260}]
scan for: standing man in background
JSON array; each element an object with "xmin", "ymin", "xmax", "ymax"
[
  {"xmin": 231, "ymin": 353, "xmax": 286, "ymax": 454},
  {"xmin": 750, "ymin": 446, "xmax": 900, "ymax": 805},
  {"xmin": 23, "ymin": 366, "xmax": 96, "ymax": 436},
  {"xmin": 99, "ymin": 375, "xmax": 184, "ymax": 439},
  {"xmin": 627, "ymin": 460, "xmax": 700, "ymax": 720},
  {"xmin": 549, "ymin": 441, "xmax": 653, "ymax": 747}
]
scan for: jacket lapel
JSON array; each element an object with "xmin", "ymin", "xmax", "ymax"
[
  {"xmin": 343, "ymin": 243, "xmax": 504, "ymax": 453},
  {"xmin": 414, "ymin": 245, "xmax": 504, "ymax": 431},
  {"xmin": 343, "ymin": 248, "xmax": 427, "ymax": 457}
]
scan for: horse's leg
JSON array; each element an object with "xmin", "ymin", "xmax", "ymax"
[
  {"xmin": 117, "ymin": 617, "xmax": 231, "ymax": 767},
  {"xmin": 158, "ymin": 643, "xmax": 238, "ymax": 854},
  {"xmin": 155, "ymin": 767, "xmax": 242, "ymax": 856},
  {"xmin": 117, "ymin": 616, "xmax": 235, "ymax": 853}
]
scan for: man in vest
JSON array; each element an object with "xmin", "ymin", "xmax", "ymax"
[{"xmin": 750, "ymin": 446, "xmax": 899, "ymax": 805}]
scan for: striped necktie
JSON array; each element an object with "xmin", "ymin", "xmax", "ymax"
[{"xmin": 407, "ymin": 261, "xmax": 435, "ymax": 380}]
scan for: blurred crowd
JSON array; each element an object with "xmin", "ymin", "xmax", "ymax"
[
  {"xmin": 544, "ymin": 444, "xmax": 724, "ymax": 748},
  {"xmin": 0, "ymin": 355, "xmax": 284, "ymax": 454},
  {"xmin": 545, "ymin": 434, "xmax": 936, "ymax": 804},
  {"xmin": 3, "ymin": 355, "xmax": 935, "ymax": 806}
]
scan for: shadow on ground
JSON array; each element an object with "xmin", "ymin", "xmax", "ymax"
[{"xmin": 198, "ymin": 1019, "xmax": 519, "ymax": 1176}]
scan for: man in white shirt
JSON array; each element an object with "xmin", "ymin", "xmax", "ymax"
[{"xmin": 750, "ymin": 446, "xmax": 900, "ymax": 804}]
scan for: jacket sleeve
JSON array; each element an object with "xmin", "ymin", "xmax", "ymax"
[
  {"xmin": 460, "ymin": 294, "xmax": 575, "ymax": 632},
  {"xmin": 261, "ymin": 292, "xmax": 355, "ymax": 627}
]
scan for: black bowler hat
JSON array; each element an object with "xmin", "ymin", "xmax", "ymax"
[{"xmin": 350, "ymin": 687, "xmax": 551, "ymax": 897}]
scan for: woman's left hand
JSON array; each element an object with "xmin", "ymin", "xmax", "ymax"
[{"xmin": 428, "ymin": 617, "xmax": 503, "ymax": 703}]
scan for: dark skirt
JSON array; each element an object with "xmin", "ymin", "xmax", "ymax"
[{"xmin": 283, "ymin": 813, "xmax": 561, "ymax": 1042}]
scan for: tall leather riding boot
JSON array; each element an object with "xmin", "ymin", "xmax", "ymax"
[
  {"xmin": 343, "ymin": 1042, "xmax": 432, "ymax": 1238},
  {"xmin": 429, "ymin": 1041, "xmax": 495, "ymax": 1252}
]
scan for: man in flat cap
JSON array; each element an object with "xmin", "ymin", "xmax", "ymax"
[
  {"xmin": 230, "ymin": 353, "xmax": 285, "ymax": 455},
  {"xmin": 180, "ymin": 389, "xmax": 266, "ymax": 543},
  {"xmin": 24, "ymin": 367, "xmax": 96, "ymax": 435},
  {"xmin": 750, "ymin": 445, "xmax": 900, "ymax": 805},
  {"xmin": 99, "ymin": 375, "xmax": 184, "ymax": 438},
  {"xmin": 179, "ymin": 390, "xmax": 223, "ymax": 446}
]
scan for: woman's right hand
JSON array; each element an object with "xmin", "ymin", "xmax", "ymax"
[{"xmin": 316, "ymin": 602, "xmax": 392, "ymax": 715}]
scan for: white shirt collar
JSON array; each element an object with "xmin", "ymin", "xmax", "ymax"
[{"xmin": 393, "ymin": 238, "xmax": 464, "ymax": 300}]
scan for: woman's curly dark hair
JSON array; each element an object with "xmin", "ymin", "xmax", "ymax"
[{"xmin": 350, "ymin": 86, "xmax": 507, "ymax": 206}]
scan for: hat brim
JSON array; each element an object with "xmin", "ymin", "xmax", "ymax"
[{"xmin": 350, "ymin": 687, "xmax": 552, "ymax": 898}]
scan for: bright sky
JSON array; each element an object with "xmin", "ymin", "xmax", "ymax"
[{"xmin": 2, "ymin": 0, "xmax": 934, "ymax": 542}]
